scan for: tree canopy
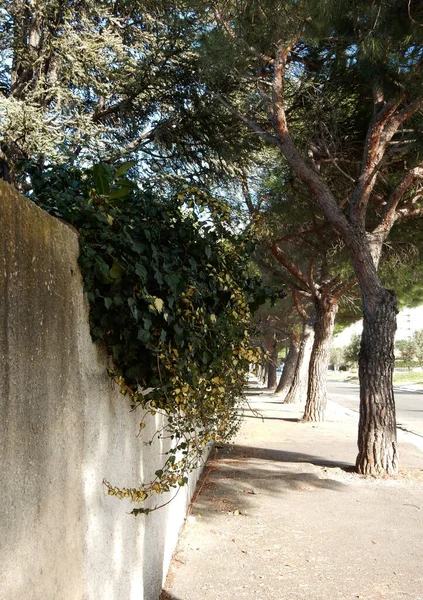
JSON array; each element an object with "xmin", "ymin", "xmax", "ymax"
[{"xmin": 0, "ymin": 0, "xmax": 258, "ymax": 188}]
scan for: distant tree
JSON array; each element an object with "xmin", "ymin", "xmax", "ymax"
[
  {"xmin": 411, "ymin": 330, "xmax": 423, "ymax": 368},
  {"xmin": 395, "ymin": 339, "xmax": 416, "ymax": 370},
  {"xmin": 343, "ymin": 334, "xmax": 361, "ymax": 369},
  {"xmin": 330, "ymin": 346, "xmax": 344, "ymax": 372}
]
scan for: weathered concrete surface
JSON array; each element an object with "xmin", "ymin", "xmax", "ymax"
[
  {"xmin": 163, "ymin": 384, "xmax": 423, "ymax": 600},
  {"xmin": 0, "ymin": 180, "xmax": 203, "ymax": 600}
]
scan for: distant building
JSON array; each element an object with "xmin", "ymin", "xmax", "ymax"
[{"xmin": 334, "ymin": 305, "xmax": 423, "ymax": 347}]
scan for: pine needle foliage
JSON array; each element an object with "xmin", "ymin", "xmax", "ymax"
[{"xmin": 0, "ymin": 0, "xmax": 262, "ymax": 189}]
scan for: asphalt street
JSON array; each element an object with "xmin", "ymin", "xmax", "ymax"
[{"xmin": 327, "ymin": 380, "xmax": 423, "ymax": 439}]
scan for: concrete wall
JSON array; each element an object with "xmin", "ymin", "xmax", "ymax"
[{"xmin": 0, "ymin": 181, "xmax": 204, "ymax": 600}]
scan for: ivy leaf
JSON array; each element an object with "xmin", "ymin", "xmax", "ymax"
[
  {"xmin": 153, "ymin": 297, "xmax": 164, "ymax": 312},
  {"xmin": 174, "ymin": 323, "xmax": 184, "ymax": 337},
  {"xmin": 110, "ymin": 261, "xmax": 125, "ymax": 280},
  {"xmin": 138, "ymin": 328, "xmax": 150, "ymax": 344},
  {"xmin": 135, "ymin": 263, "xmax": 147, "ymax": 280}
]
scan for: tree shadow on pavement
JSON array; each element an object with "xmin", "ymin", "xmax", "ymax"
[
  {"xmin": 217, "ymin": 443, "xmax": 353, "ymax": 470},
  {"xmin": 160, "ymin": 591, "xmax": 182, "ymax": 600},
  {"xmin": 242, "ymin": 414, "xmax": 301, "ymax": 422},
  {"xmin": 189, "ymin": 443, "xmax": 353, "ymax": 520},
  {"xmin": 245, "ymin": 386, "xmax": 271, "ymax": 394}
]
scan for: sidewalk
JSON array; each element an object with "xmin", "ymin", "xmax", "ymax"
[{"xmin": 161, "ymin": 384, "xmax": 423, "ymax": 600}]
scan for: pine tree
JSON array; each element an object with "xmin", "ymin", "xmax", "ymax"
[{"xmin": 194, "ymin": 0, "xmax": 423, "ymax": 474}]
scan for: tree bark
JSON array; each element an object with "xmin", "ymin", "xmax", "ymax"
[
  {"xmin": 267, "ymin": 363, "xmax": 277, "ymax": 388},
  {"xmin": 267, "ymin": 338, "xmax": 278, "ymax": 389},
  {"xmin": 303, "ymin": 294, "xmax": 338, "ymax": 422},
  {"xmin": 269, "ymin": 131, "xmax": 400, "ymax": 470},
  {"xmin": 355, "ymin": 287, "xmax": 399, "ymax": 475},
  {"xmin": 283, "ymin": 317, "xmax": 315, "ymax": 404},
  {"xmin": 275, "ymin": 331, "xmax": 300, "ymax": 395},
  {"xmin": 257, "ymin": 363, "xmax": 267, "ymax": 385}
]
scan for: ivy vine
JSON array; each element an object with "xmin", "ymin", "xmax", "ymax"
[{"xmin": 28, "ymin": 161, "xmax": 265, "ymax": 514}]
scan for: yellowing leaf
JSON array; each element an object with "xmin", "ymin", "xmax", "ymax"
[{"xmin": 153, "ymin": 297, "xmax": 164, "ymax": 312}]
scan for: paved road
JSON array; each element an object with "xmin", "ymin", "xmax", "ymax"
[
  {"xmin": 327, "ymin": 380, "xmax": 423, "ymax": 438},
  {"xmin": 163, "ymin": 388, "xmax": 423, "ymax": 600}
]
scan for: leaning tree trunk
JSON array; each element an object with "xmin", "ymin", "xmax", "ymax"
[
  {"xmin": 355, "ymin": 287, "xmax": 399, "ymax": 475},
  {"xmin": 303, "ymin": 294, "xmax": 339, "ymax": 422},
  {"xmin": 284, "ymin": 317, "xmax": 315, "ymax": 404},
  {"xmin": 275, "ymin": 332, "xmax": 300, "ymax": 395}
]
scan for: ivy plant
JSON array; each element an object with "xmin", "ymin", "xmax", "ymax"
[{"xmin": 28, "ymin": 161, "xmax": 264, "ymax": 514}]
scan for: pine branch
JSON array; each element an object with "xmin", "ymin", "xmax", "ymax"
[
  {"xmin": 211, "ymin": 1, "xmax": 275, "ymax": 66},
  {"xmin": 291, "ymin": 287, "xmax": 308, "ymax": 322},
  {"xmin": 350, "ymin": 92, "xmax": 404, "ymax": 223},
  {"xmin": 271, "ymin": 243, "xmax": 311, "ymax": 291},
  {"xmin": 375, "ymin": 161, "xmax": 423, "ymax": 234},
  {"xmin": 214, "ymin": 93, "xmax": 279, "ymax": 146}
]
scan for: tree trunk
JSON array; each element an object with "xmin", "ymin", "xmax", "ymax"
[
  {"xmin": 257, "ymin": 363, "xmax": 267, "ymax": 385},
  {"xmin": 283, "ymin": 318, "xmax": 315, "ymax": 404},
  {"xmin": 355, "ymin": 287, "xmax": 399, "ymax": 475},
  {"xmin": 303, "ymin": 294, "xmax": 338, "ymax": 422},
  {"xmin": 275, "ymin": 331, "xmax": 300, "ymax": 395},
  {"xmin": 267, "ymin": 347, "xmax": 278, "ymax": 390},
  {"xmin": 267, "ymin": 338, "xmax": 278, "ymax": 389}
]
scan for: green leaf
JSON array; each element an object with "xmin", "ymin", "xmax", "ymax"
[
  {"xmin": 135, "ymin": 263, "xmax": 147, "ymax": 280},
  {"xmin": 110, "ymin": 261, "xmax": 125, "ymax": 280},
  {"xmin": 115, "ymin": 160, "xmax": 136, "ymax": 177},
  {"xmin": 109, "ymin": 187, "xmax": 131, "ymax": 199},
  {"xmin": 174, "ymin": 323, "xmax": 184, "ymax": 337},
  {"xmin": 92, "ymin": 164, "xmax": 111, "ymax": 196},
  {"xmin": 104, "ymin": 297, "xmax": 113, "ymax": 309},
  {"xmin": 138, "ymin": 328, "xmax": 150, "ymax": 344}
]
